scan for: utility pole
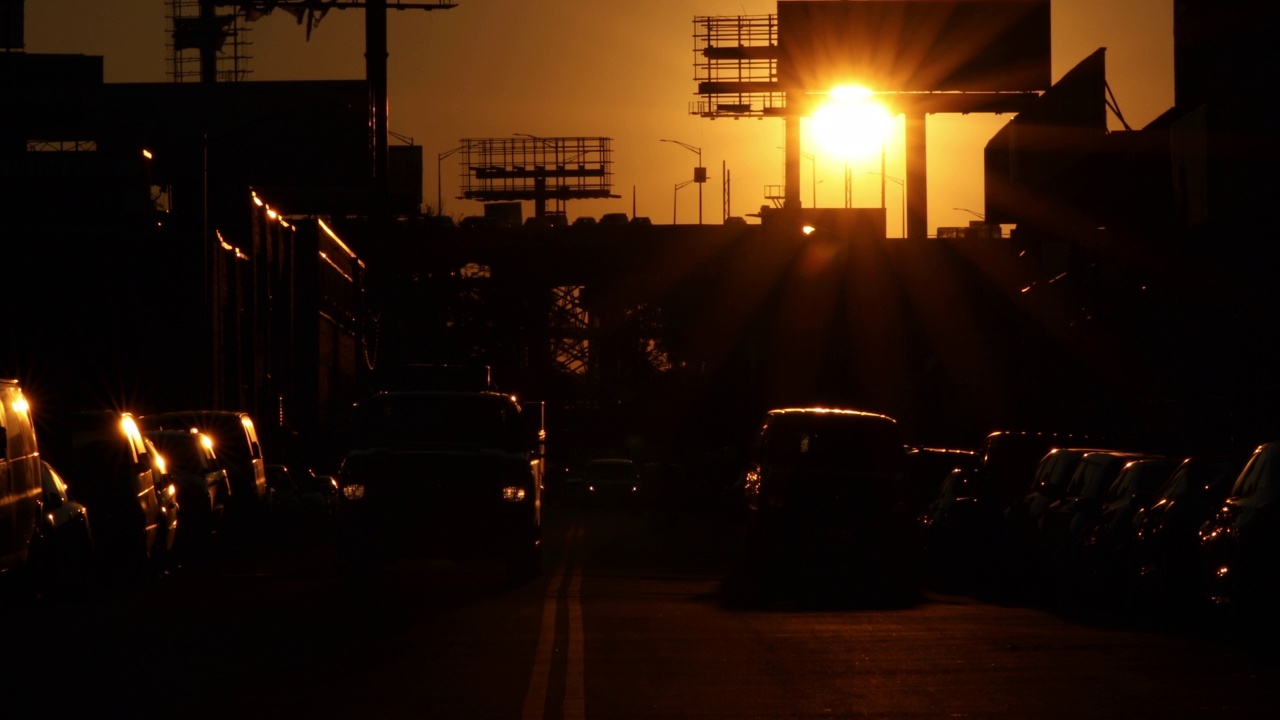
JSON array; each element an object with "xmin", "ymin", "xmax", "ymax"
[
  {"xmin": 218, "ymin": 2, "xmax": 459, "ymax": 235},
  {"xmin": 660, "ymin": 139, "xmax": 704, "ymax": 224}
]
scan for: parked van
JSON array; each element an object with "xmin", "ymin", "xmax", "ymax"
[
  {"xmin": 44, "ymin": 410, "xmax": 178, "ymax": 577},
  {"xmin": 1, "ymin": 379, "xmax": 41, "ymax": 575},
  {"xmin": 140, "ymin": 411, "xmax": 268, "ymax": 525},
  {"xmin": 740, "ymin": 407, "xmax": 918, "ymax": 594}
]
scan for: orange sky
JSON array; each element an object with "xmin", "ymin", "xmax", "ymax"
[{"xmin": 22, "ymin": 1, "xmax": 1173, "ymax": 230}]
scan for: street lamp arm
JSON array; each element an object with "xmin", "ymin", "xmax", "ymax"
[
  {"xmin": 438, "ymin": 144, "xmax": 466, "ymax": 161},
  {"xmin": 659, "ymin": 138, "xmax": 702, "ymax": 158},
  {"xmin": 515, "ymin": 133, "xmax": 561, "ymax": 150}
]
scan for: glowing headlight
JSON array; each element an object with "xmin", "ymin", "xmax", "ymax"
[
  {"xmin": 342, "ymin": 484, "xmax": 366, "ymax": 500},
  {"xmin": 501, "ymin": 486, "xmax": 527, "ymax": 502}
]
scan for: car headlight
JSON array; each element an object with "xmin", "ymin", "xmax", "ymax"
[
  {"xmin": 501, "ymin": 486, "xmax": 528, "ymax": 502},
  {"xmin": 342, "ymin": 484, "xmax": 366, "ymax": 501}
]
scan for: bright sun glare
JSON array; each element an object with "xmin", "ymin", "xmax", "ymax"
[{"xmin": 809, "ymin": 85, "xmax": 893, "ymax": 162}]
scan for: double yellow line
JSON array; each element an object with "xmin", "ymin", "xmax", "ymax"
[{"xmin": 522, "ymin": 520, "xmax": 586, "ymax": 719}]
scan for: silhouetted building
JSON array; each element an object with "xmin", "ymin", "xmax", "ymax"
[
  {"xmin": 981, "ymin": 0, "xmax": 1280, "ymax": 440},
  {"xmin": 1, "ymin": 49, "xmax": 385, "ymax": 464},
  {"xmin": 985, "ymin": 1, "xmax": 1280, "ymax": 253}
]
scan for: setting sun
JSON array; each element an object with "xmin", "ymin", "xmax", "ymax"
[{"xmin": 809, "ymin": 85, "xmax": 894, "ymax": 162}]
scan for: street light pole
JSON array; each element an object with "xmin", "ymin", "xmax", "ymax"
[
  {"xmin": 868, "ymin": 172, "xmax": 905, "ymax": 238},
  {"xmin": 674, "ymin": 179, "xmax": 695, "ymax": 224},
  {"xmin": 437, "ymin": 143, "xmax": 466, "ymax": 217},
  {"xmin": 660, "ymin": 139, "xmax": 703, "ymax": 224},
  {"xmin": 880, "ymin": 143, "xmax": 886, "ymax": 211},
  {"xmin": 802, "ymin": 152, "xmax": 815, "ymax": 208}
]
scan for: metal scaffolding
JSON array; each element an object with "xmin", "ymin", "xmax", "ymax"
[
  {"xmin": 167, "ymin": 0, "xmax": 252, "ymax": 82},
  {"xmin": 549, "ymin": 285, "xmax": 589, "ymax": 376},
  {"xmin": 691, "ymin": 14, "xmax": 785, "ymax": 118},
  {"xmin": 459, "ymin": 136, "xmax": 616, "ymax": 217}
]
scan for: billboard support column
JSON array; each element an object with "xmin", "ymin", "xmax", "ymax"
[
  {"xmin": 784, "ymin": 104, "xmax": 802, "ymax": 210},
  {"xmin": 906, "ymin": 112, "xmax": 927, "ymax": 241}
]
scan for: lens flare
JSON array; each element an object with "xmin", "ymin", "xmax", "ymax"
[{"xmin": 810, "ymin": 85, "xmax": 892, "ymax": 162}]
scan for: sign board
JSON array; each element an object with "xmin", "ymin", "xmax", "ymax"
[{"xmin": 777, "ymin": 0, "xmax": 1051, "ymax": 93}]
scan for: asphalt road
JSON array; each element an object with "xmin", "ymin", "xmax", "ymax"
[{"xmin": 6, "ymin": 501, "xmax": 1277, "ymax": 719}]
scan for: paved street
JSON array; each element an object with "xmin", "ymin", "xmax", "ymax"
[{"xmin": 7, "ymin": 503, "xmax": 1277, "ymax": 719}]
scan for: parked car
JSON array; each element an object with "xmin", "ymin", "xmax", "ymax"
[
  {"xmin": 29, "ymin": 459, "xmax": 95, "ymax": 593},
  {"xmin": 1039, "ymin": 448, "xmax": 1152, "ymax": 561},
  {"xmin": 1198, "ymin": 441, "xmax": 1280, "ymax": 617},
  {"xmin": 572, "ymin": 216, "xmax": 597, "ymax": 226},
  {"xmin": 923, "ymin": 430, "xmax": 1078, "ymax": 592},
  {"xmin": 140, "ymin": 411, "xmax": 268, "ymax": 531},
  {"xmin": 1000, "ymin": 446, "xmax": 1096, "ymax": 592},
  {"xmin": 144, "ymin": 429, "xmax": 230, "ymax": 561},
  {"xmin": 336, "ymin": 391, "xmax": 543, "ymax": 581},
  {"xmin": 1037, "ymin": 450, "xmax": 1149, "ymax": 587},
  {"xmin": 265, "ymin": 463, "xmax": 336, "ymax": 541},
  {"xmin": 459, "ymin": 215, "xmax": 504, "ymax": 229},
  {"xmin": 266, "ymin": 463, "xmax": 299, "ymax": 511},
  {"xmin": 918, "ymin": 466, "xmax": 978, "ymax": 589},
  {"xmin": 45, "ymin": 411, "xmax": 178, "ymax": 580},
  {"xmin": 1008, "ymin": 447, "xmax": 1097, "ymax": 529},
  {"xmin": 424, "ymin": 214, "xmax": 456, "ymax": 229},
  {"xmin": 598, "ymin": 212, "xmax": 629, "ymax": 225},
  {"xmin": 1128, "ymin": 453, "xmax": 1245, "ymax": 614},
  {"xmin": 1080, "ymin": 455, "xmax": 1181, "ymax": 594},
  {"xmin": 741, "ymin": 407, "xmax": 917, "ymax": 598},
  {"xmin": 524, "ymin": 213, "xmax": 568, "ymax": 229},
  {"xmin": 296, "ymin": 469, "xmax": 339, "ymax": 527},
  {"xmin": 905, "ymin": 446, "xmax": 979, "ymax": 518}
]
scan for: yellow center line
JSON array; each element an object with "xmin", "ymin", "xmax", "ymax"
[
  {"xmin": 565, "ymin": 561, "xmax": 585, "ymax": 720},
  {"xmin": 522, "ymin": 520, "xmax": 585, "ymax": 720}
]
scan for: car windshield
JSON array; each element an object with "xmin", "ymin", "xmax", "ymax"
[{"xmin": 351, "ymin": 393, "xmax": 527, "ymax": 452}]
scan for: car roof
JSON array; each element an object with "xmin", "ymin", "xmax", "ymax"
[{"xmin": 767, "ymin": 407, "xmax": 896, "ymax": 422}]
